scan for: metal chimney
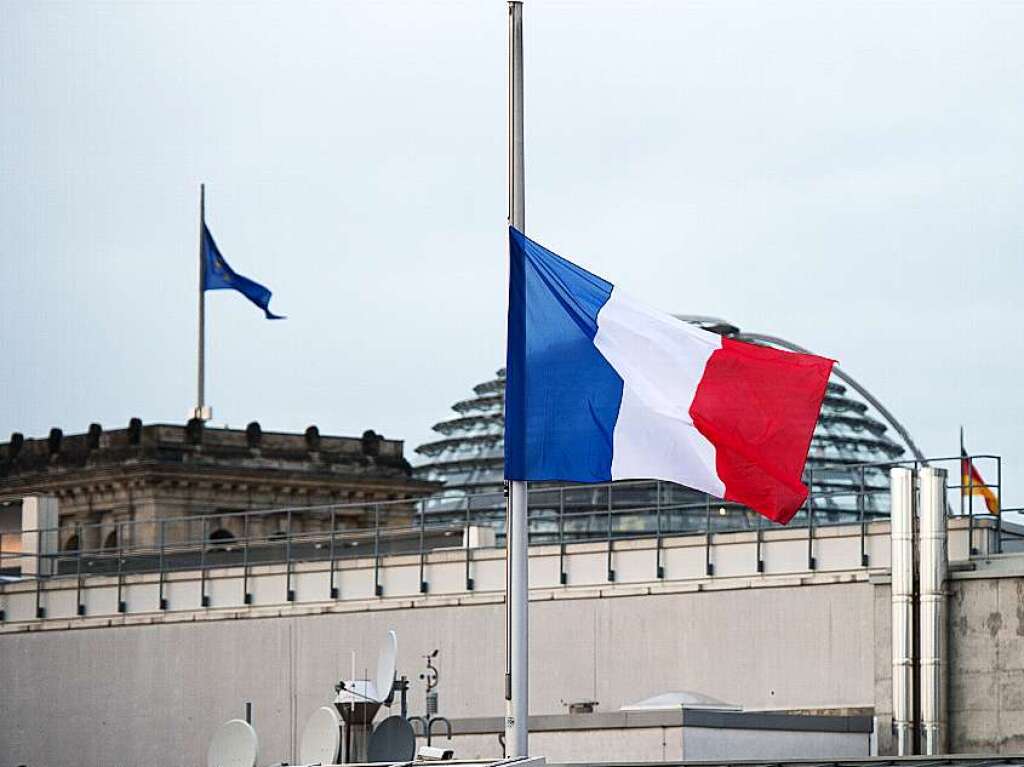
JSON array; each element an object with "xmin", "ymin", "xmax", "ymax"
[
  {"xmin": 919, "ymin": 467, "xmax": 949, "ymax": 755},
  {"xmin": 890, "ymin": 467, "xmax": 915, "ymax": 756}
]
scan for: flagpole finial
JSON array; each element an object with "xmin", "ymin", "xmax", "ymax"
[{"xmin": 190, "ymin": 405, "xmax": 212, "ymax": 422}]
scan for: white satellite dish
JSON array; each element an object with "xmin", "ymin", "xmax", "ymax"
[
  {"xmin": 374, "ymin": 629, "xmax": 398, "ymax": 705},
  {"xmin": 207, "ymin": 719, "xmax": 258, "ymax": 767},
  {"xmin": 299, "ymin": 705, "xmax": 343, "ymax": 765}
]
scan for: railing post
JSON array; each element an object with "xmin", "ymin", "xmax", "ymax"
[
  {"xmin": 959, "ymin": 454, "xmax": 965, "ymax": 523},
  {"xmin": 75, "ymin": 522, "xmax": 85, "ymax": 616},
  {"xmin": 419, "ymin": 499, "xmax": 428, "ymax": 594},
  {"xmin": 158, "ymin": 518, "xmax": 168, "ymax": 610},
  {"xmin": 606, "ymin": 484, "xmax": 615, "ymax": 582},
  {"xmin": 374, "ymin": 503, "xmax": 382, "ymax": 597},
  {"xmin": 34, "ymin": 520, "xmax": 45, "ymax": 619},
  {"xmin": 655, "ymin": 481, "xmax": 664, "ymax": 579},
  {"xmin": 0, "ymin": 531, "xmax": 5, "ymax": 622},
  {"xmin": 806, "ymin": 468, "xmax": 817, "ymax": 570},
  {"xmin": 704, "ymin": 495, "xmax": 713, "ymax": 577},
  {"xmin": 200, "ymin": 516, "xmax": 210, "ymax": 608},
  {"xmin": 806, "ymin": 503, "xmax": 816, "ymax": 570},
  {"xmin": 755, "ymin": 513, "xmax": 764, "ymax": 573},
  {"xmin": 285, "ymin": 509, "xmax": 294, "ymax": 602},
  {"xmin": 558, "ymin": 487, "xmax": 567, "ymax": 585},
  {"xmin": 242, "ymin": 513, "xmax": 252, "ymax": 605},
  {"xmin": 968, "ymin": 455, "xmax": 977, "ymax": 555},
  {"xmin": 464, "ymin": 499, "xmax": 474, "ymax": 591},
  {"xmin": 996, "ymin": 457, "xmax": 1003, "ymax": 554},
  {"xmin": 859, "ymin": 466, "xmax": 869, "ymax": 567},
  {"xmin": 116, "ymin": 522, "xmax": 126, "ymax": 613},
  {"xmin": 329, "ymin": 508, "xmax": 339, "ymax": 599}
]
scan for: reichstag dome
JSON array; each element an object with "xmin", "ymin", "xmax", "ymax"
[{"xmin": 415, "ymin": 317, "xmax": 922, "ymax": 539}]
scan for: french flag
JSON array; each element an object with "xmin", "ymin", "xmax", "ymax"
[{"xmin": 504, "ymin": 228, "xmax": 835, "ymax": 525}]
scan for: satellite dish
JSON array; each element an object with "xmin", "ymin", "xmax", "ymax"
[
  {"xmin": 299, "ymin": 706, "xmax": 342, "ymax": 765},
  {"xmin": 207, "ymin": 719, "xmax": 258, "ymax": 767},
  {"xmin": 367, "ymin": 715, "xmax": 416, "ymax": 763},
  {"xmin": 374, "ymin": 629, "xmax": 398, "ymax": 705}
]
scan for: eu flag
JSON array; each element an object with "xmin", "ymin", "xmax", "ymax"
[{"xmin": 201, "ymin": 223, "xmax": 284, "ymax": 319}]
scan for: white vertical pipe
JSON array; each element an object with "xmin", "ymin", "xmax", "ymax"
[
  {"xmin": 505, "ymin": 0, "xmax": 529, "ymax": 758},
  {"xmin": 890, "ymin": 467, "xmax": 915, "ymax": 756},
  {"xmin": 919, "ymin": 467, "xmax": 948, "ymax": 755}
]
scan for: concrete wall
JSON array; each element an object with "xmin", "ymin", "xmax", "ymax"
[
  {"xmin": 871, "ymin": 555, "xmax": 1024, "ymax": 756},
  {"xmin": 0, "ymin": 578, "xmax": 874, "ymax": 766},
  {"xmin": 440, "ymin": 726, "xmax": 872, "ymax": 765},
  {"xmin": 947, "ymin": 557, "xmax": 1024, "ymax": 754},
  {"xmin": 681, "ymin": 727, "xmax": 869, "ymax": 760},
  {"xmin": 1, "ymin": 518, "xmax": 1018, "ymax": 766},
  {"xmin": 442, "ymin": 729, "xmax": 683, "ymax": 764}
]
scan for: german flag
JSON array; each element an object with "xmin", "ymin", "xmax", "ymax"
[{"xmin": 961, "ymin": 450, "xmax": 999, "ymax": 514}]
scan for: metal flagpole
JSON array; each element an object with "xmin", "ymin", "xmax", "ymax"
[
  {"xmin": 959, "ymin": 425, "xmax": 965, "ymax": 518},
  {"xmin": 505, "ymin": 0, "xmax": 529, "ymax": 757},
  {"xmin": 196, "ymin": 183, "xmax": 208, "ymax": 421}
]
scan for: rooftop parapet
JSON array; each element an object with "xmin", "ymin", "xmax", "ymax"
[{"xmin": 0, "ymin": 419, "xmax": 411, "ymax": 480}]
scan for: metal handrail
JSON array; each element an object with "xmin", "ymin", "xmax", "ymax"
[{"xmin": 0, "ymin": 454, "xmax": 1007, "ymax": 594}]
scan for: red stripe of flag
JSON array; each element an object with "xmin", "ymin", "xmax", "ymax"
[{"xmin": 690, "ymin": 339, "xmax": 835, "ymax": 524}]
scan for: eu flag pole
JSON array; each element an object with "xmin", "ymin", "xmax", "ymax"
[
  {"xmin": 193, "ymin": 184, "xmax": 284, "ymax": 422},
  {"xmin": 195, "ymin": 184, "xmax": 209, "ymax": 422}
]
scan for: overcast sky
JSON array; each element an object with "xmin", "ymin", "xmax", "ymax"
[{"xmin": 2, "ymin": 1, "xmax": 1022, "ymax": 508}]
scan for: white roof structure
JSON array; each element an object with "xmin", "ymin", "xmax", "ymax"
[{"xmin": 621, "ymin": 690, "xmax": 742, "ymax": 712}]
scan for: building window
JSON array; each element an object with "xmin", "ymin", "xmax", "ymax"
[
  {"xmin": 63, "ymin": 534, "xmax": 80, "ymax": 552},
  {"xmin": 103, "ymin": 529, "xmax": 118, "ymax": 550},
  {"xmin": 209, "ymin": 529, "xmax": 236, "ymax": 549}
]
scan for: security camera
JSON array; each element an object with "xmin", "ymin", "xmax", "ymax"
[{"xmin": 417, "ymin": 745, "xmax": 454, "ymax": 761}]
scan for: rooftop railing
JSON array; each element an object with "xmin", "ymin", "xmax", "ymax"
[{"xmin": 0, "ymin": 454, "xmax": 1006, "ymax": 619}]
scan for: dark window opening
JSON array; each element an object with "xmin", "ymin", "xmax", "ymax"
[{"xmin": 209, "ymin": 528, "xmax": 236, "ymax": 547}]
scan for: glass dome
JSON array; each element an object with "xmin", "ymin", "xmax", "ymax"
[{"xmin": 414, "ymin": 317, "xmax": 918, "ymax": 536}]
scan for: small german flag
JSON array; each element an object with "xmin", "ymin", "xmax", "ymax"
[{"xmin": 961, "ymin": 450, "xmax": 999, "ymax": 514}]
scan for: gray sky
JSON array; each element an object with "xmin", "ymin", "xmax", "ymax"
[{"xmin": 2, "ymin": 1, "xmax": 1022, "ymax": 507}]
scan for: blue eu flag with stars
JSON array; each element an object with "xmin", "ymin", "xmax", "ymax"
[{"xmin": 202, "ymin": 223, "xmax": 284, "ymax": 319}]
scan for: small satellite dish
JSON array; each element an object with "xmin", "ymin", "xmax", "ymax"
[
  {"xmin": 299, "ymin": 706, "xmax": 342, "ymax": 765},
  {"xmin": 374, "ymin": 629, "xmax": 398, "ymax": 705},
  {"xmin": 207, "ymin": 719, "xmax": 258, "ymax": 767},
  {"xmin": 367, "ymin": 715, "xmax": 416, "ymax": 763}
]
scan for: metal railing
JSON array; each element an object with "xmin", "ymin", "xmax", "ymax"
[{"xmin": 0, "ymin": 454, "xmax": 1006, "ymax": 620}]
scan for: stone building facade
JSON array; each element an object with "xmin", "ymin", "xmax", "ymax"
[{"xmin": 0, "ymin": 419, "xmax": 437, "ymax": 552}]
